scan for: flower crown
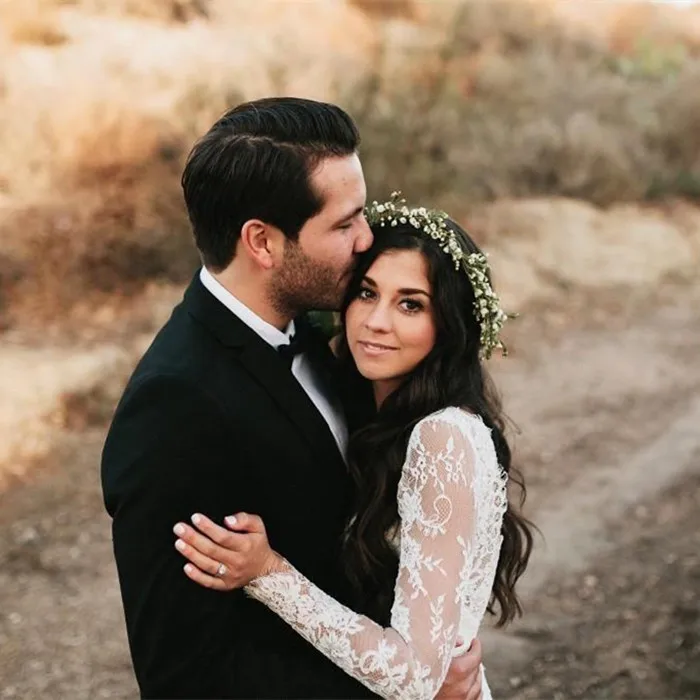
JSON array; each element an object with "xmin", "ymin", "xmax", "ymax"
[{"xmin": 364, "ymin": 192, "xmax": 512, "ymax": 359}]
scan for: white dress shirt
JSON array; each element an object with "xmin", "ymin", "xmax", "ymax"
[{"xmin": 199, "ymin": 267, "xmax": 349, "ymax": 458}]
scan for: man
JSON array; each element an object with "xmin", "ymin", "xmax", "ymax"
[{"xmin": 101, "ymin": 97, "xmax": 483, "ymax": 699}]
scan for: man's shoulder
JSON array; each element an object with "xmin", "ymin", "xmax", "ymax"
[
  {"xmin": 129, "ymin": 305, "xmax": 233, "ymax": 386},
  {"xmin": 140, "ymin": 303, "xmax": 209, "ymax": 363}
]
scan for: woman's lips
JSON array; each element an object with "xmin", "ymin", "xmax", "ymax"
[{"xmin": 357, "ymin": 340, "xmax": 398, "ymax": 356}]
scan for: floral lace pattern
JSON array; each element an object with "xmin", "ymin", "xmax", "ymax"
[{"xmin": 246, "ymin": 407, "xmax": 507, "ymax": 699}]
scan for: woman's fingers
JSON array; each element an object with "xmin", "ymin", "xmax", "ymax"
[
  {"xmin": 173, "ymin": 513, "xmax": 272, "ymax": 590},
  {"xmin": 224, "ymin": 512, "xmax": 265, "ymax": 534},
  {"xmin": 175, "ymin": 537, "xmax": 222, "ymax": 576},
  {"xmin": 173, "ymin": 514, "xmax": 272, "ymax": 591},
  {"xmin": 183, "ymin": 562, "xmax": 229, "ymax": 591},
  {"xmin": 173, "ymin": 512, "xmax": 272, "ymax": 591},
  {"xmin": 174, "ymin": 520, "xmax": 245, "ymax": 558},
  {"xmin": 190, "ymin": 513, "xmax": 242, "ymax": 546},
  {"xmin": 174, "ymin": 529, "xmax": 241, "ymax": 591}
]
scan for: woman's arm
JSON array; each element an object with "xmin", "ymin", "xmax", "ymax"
[
  {"xmin": 244, "ymin": 415, "xmax": 480, "ymax": 700},
  {"xmin": 172, "ymin": 413, "xmax": 489, "ymax": 699}
]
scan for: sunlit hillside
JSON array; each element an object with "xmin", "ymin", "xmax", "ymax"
[{"xmin": 0, "ymin": 0, "xmax": 699, "ymax": 330}]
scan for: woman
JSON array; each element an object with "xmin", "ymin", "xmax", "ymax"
[{"xmin": 172, "ymin": 195, "xmax": 533, "ymax": 699}]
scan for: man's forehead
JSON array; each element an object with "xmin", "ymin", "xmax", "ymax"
[
  {"xmin": 312, "ymin": 154, "xmax": 365, "ymax": 191},
  {"xmin": 310, "ymin": 157, "xmax": 366, "ymax": 219}
]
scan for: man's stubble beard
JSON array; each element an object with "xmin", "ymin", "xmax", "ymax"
[{"xmin": 269, "ymin": 241, "xmax": 353, "ymax": 318}]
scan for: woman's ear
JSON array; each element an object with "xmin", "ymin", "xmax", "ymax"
[{"xmin": 239, "ymin": 220, "xmax": 286, "ymax": 270}]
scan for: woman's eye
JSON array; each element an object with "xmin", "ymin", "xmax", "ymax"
[
  {"xmin": 401, "ymin": 299, "xmax": 423, "ymax": 313},
  {"xmin": 358, "ymin": 287, "xmax": 375, "ymax": 301}
]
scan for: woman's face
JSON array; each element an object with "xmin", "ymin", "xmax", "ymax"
[{"xmin": 345, "ymin": 249, "xmax": 437, "ymax": 400}]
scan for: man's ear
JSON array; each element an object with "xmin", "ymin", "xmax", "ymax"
[{"xmin": 239, "ymin": 220, "xmax": 285, "ymax": 270}]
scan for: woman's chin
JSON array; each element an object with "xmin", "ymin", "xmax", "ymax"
[
  {"xmin": 356, "ymin": 366, "xmax": 386, "ymax": 381},
  {"xmin": 353, "ymin": 359, "xmax": 393, "ymax": 382}
]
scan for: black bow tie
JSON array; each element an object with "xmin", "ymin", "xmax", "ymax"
[{"xmin": 277, "ymin": 320, "xmax": 314, "ymax": 368}]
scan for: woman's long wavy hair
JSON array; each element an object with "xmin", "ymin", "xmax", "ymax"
[{"xmin": 336, "ymin": 220, "xmax": 534, "ymax": 627}]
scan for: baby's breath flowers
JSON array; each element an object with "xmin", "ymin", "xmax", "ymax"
[{"xmin": 365, "ymin": 192, "xmax": 512, "ymax": 359}]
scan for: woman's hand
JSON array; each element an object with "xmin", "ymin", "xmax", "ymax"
[{"xmin": 173, "ymin": 512, "xmax": 284, "ymax": 591}]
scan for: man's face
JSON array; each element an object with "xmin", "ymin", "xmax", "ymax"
[{"xmin": 270, "ymin": 153, "xmax": 372, "ymax": 315}]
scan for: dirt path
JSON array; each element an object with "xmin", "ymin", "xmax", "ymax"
[
  {"xmin": 490, "ymin": 470, "xmax": 700, "ymax": 700},
  {"xmin": 0, "ymin": 332, "xmax": 158, "ymax": 492},
  {"xmin": 0, "ymin": 345, "xmax": 126, "ymax": 482},
  {"xmin": 477, "ymin": 285, "xmax": 700, "ymax": 696},
  {"xmin": 1, "ymin": 283, "xmax": 699, "ymax": 699}
]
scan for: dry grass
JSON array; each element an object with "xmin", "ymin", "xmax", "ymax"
[
  {"xmin": 348, "ymin": 0, "xmax": 416, "ymax": 21},
  {"xmin": 0, "ymin": 191, "xmax": 195, "ymax": 327},
  {"xmin": 0, "ymin": 0, "xmax": 70, "ymax": 45},
  {"xmin": 0, "ymin": 104, "xmax": 197, "ymax": 327},
  {"xmin": 8, "ymin": 19, "xmax": 69, "ymax": 46},
  {"xmin": 347, "ymin": 2, "xmax": 700, "ymax": 210},
  {"xmin": 4, "ymin": 0, "xmax": 211, "ymax": 23},
  {"xmin": 1, "ymin": 0, "xmax": 699, "ymax": 329},
  {"xmin": 76, "ymin": 0, "xmax": 210, "ymax": 22}
]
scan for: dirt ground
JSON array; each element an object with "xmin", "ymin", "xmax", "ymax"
[
  {"xmin": 491, "ymin": 471, "xmax": 700, "ymax": 700},
  {"xmin": 1, "ymin": 279, "xmax": 699, "ymax": 699}
]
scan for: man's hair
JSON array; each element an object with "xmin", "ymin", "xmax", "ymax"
[{"xmin": 181, "ymin": 97, "xmax": 361, "ymax": 271}]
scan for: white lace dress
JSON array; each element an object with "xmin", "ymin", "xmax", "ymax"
[{"xmin": 246, "ymin": 407, "xmax": 508, "ymax": 700}]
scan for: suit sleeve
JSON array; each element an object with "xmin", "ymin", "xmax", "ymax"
[{"xmin": 101, "ymin": 374, "xmax": 247, "ymax": 698}]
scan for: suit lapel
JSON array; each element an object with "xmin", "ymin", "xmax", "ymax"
[
  {"xmin": 183, "ymin": 275, "xmax": 346, "ymax": 465},
  {"xmin": 237, "ymin": 341, "xmax": 346, "ymax": 465}
]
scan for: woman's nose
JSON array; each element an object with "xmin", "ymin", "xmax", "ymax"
[{"xmin": 365, "ymin": 304, "xmax": 392, "ymax": 332}]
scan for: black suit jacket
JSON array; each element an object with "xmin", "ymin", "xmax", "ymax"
[{"xmin": 101, "ymin": 276, "xmax": 376, "ymax": 699}]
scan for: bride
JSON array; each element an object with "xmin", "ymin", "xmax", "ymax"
[{"xmin": 171, "ymin": 195, "xmax": 533, "ymax": 699}]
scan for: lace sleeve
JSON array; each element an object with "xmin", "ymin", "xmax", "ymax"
[{"xmin": 245, "ymin": 413, "xmax": 481, "ymax": 700}]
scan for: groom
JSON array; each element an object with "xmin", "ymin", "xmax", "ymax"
[{"xmin": 101, "ymin": 97, "xmax": 483, "ymax": 699}]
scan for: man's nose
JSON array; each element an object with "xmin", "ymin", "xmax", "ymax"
[{"xmin": 355, "ymin": 218, "xmax": 373, "ymax": 253}]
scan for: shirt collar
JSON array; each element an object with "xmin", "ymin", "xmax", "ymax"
[{"xmin": 199, "ymin": 267, "xmax": 295, "ymax": 349}]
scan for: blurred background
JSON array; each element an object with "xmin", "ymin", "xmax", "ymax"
[{"xmin": 0, "ymin": 0, "xmax": 699, "ymax": 698}]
